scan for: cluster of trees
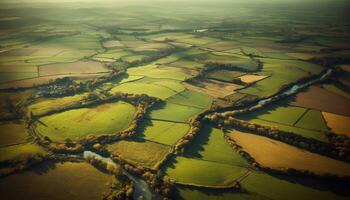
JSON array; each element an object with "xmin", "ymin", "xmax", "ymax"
[
  {"xmin": 326, "ymin": 132, "xmax": 350, "ymax": 160},
  {"xmin": 86, "ymin": 154, "xmax": 120, "ymax": 175},
  {"xmin": 0, "ymin": 151, "xmax": 53, "ymax": 177},
  {"xmin": 125, "ymin": 48, "xmax": 174, "ymax": 67},
  {"xmin": 308, "ymin": 56, "xmax": 350, "ymax": 68},
  {"xmin": 102, "ymin": 183, "xmax": 133, "ymax": 200},
  {"xmin": 37, "ymin": 66, "xmax": 126, "ymax": 98},
  {"xmin": 110, "ymin": 157, "xmax": 174, "ymax": 199},
  {"xmin": 174, "ymin": 118, "xmax": 201, "ymax": 154},
  {"xmin": 45, "ymin": 138, "xmax": 84, "ymax": 153},
  {"xmin": 38, "ymin": 77, "xmax": 86, "ymax": 98}
]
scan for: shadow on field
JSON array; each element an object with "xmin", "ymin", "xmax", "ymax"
[
  {"xmin": 30, "ymin": 160, "xmax": 58, "ymax": 175},
  {"xmin": 267, "ymin": 171, "xmax": 350, "ymax": 196},
  {"xmin": 133, "ymin": 119, "xmax": 154, "ymax": 139},
  {"xmin": 183, "ymin": 124, "xmax": 211, "ymax": 159},
  {"xmin": 170, "ymin": 184, "xmax": 248, "ymax": 200}
]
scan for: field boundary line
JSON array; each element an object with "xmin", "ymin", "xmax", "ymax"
[
  {"xmin": 145, "ymin": 117, "xmax": 188, "ymax": 124},
  {"xmin": 293, "ymin": 108, "xmax": 310, "ymax": 126}
]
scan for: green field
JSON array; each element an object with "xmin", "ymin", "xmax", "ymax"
[
  {"xmin": 107, "ymin": 140, "xmax": 171, "ymax": 169},
  {"xmin": 27, "ymin": 93, "xmax": 89, "ymax": 116},
  {"xmin": 206, "ymin": 70, "xmax": 245, "ymax": 82},
  {"xmin": 110, "ymin": 81, "xmax": 180, "ymax": 100},
  {"xmin": 0, "ymin": 143, "xmax": 48, "ymax": 163},
  {"xmin": 239, "ymin": 59, "xmax": 324, "ymax": 97},
  {"xmin": 247, "ymin": 119, "xmax": 328, "ymax": 142},
  {"xmin": 164, "ymin": 156, "xmax": 248, "ymax": 187},
  {"xmin": 0, "ymin": 72, "xmax": 37, "ymax": 83},
  {"xmin": 237, "ymin": 103, "xmax": 329, "ymax": 142},
  {"xmin": 127, "ymin": 64, "xmax": 190, "ymax": 81},
  {"xmin": 36, "ymin": 102, "xmax": 135, "ymax": 142},
  {"xmin": 166, "ymin": 89, "xmax": 213, "ymax": 109},
  {"xmin": 184, "ymin": 126, "xmax": 249, "ymax": 166},
  {"xmin": 0, "ymin": 1, "xmax": 349, "ymax": 199},
  {"xmin": 0, "ymin": 161, "xmax": 116, "ymax": 200},
  {"xmin": 176, "ymin": 185, "xmax": 266, "ymax": 200},
  {"xmin": 137, "ymin": 120, "xmax": 190, "ymax": 146},
  {"xmin": 241, "ymin": 172, "xmax": 349, "ymax": 200},
  {"xmin": 238, "ymin": 104, "xmax": 307, "ymax": 126},
  {"xmin": 295, "ymin": 110, "xmax": 328, "ymax": 131},
  {"xmin": 149, "ymin": 102, "xmax": 205, "ymax": 123}
]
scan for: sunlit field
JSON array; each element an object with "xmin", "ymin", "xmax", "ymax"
[{"xmin": 0, "ymin": 0, "xmax": 349, "ymax": 199}]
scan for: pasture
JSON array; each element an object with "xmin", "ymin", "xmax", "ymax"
[
  {"xmin": 183, "ymin": 79, "xmax": 242, "ymax": 98},
  {"xmin": 137, "ymin": 120, "xmax": 190, "ymax": 146},
  {"xmin": 36, "ymin": 102, "xmax": 136, "ymax": 142},
  {"xmin": 0, "ymin": 143, "xmax": 48, "ymax": 163},
  {"xmin": 26, "ymin": 93, "xmax": 89, "ymax": 116},
  {"xmin": 164, "ymin": 156, "xmax": 248, "ymax": 187},
  {"xmin": 39, "ymin": 61, "xmax": 110, "ymax": 77},
  {"xmin": 107, "ymin": 140, "xmax": 171, "ymax": 169},
  {"xmin": 184, "ymin": 126, "xmax": 249, "ymax": 166},
  {"xmin": 149, "ymin": 102, "xmax": 204, "ymax": 123},
  {"xmin": 0, "ymin": 161, "xmax": 115, "ymax": 200},
  {"xmin": 241, "ymin": 172, "xmax": 350, "ymax": 200}
]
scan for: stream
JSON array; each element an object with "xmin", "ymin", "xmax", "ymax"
[{"xmin": 257, "ymin": 69, "xmax": 332, "ymax": 106}]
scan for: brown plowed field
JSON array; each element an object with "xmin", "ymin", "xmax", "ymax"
[{"xmin": 290, "ymin": 86, "xmax": 350, "ymax": 116}]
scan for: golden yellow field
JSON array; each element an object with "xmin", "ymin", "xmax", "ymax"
[
  {"xmin": 239, "ymin": 74, "xmax": 267, "ymax": 84},
  {"xmin": 228, "ymin": 130, "xmax": 350, "ymax": 177},
  {"xmin": 322, "ymin": 112, "xmax": 350, "ymax": 137},
  {"xmin": 183, "ymin": 79, "xmax": 242, "ymax": 98}
]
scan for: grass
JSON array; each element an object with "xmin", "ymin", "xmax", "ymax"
[
  {"xmin": 36, "ymin": 102, "xmax": 135, "ymax": 142},
  {"xmin": 239, "ymin": 59, "xmax": 324, "ymax": 97},
  {"xmin": 247, "ymin": 119, "xmax": 328, "ymax": 142},
  {"xmin": 0, "ymin": 121, "xmax": 30, "ymax": 147},
  {"xmin": 149, "ymin": 102, "xmax": 205, "ymax": 123},
  {"xmin": 0, "ymin": 161, "xmax": 115, "ymax": 200},
  {"xmin": 228, "ymin": 130, "xmax": 350, "ymax": 177},
  {"xmin": 27, "ymin": 93, "xmax": 89, "ymax": 116},
  {"xmin": 238, "ymin": 104, "xmax": 307, "ymax": 126},
  {"xmin": 0, "ymin": 143, "xmax": 48, "ymax": 163},
  {"xmin": 110, "ymin": 81, "xmax": 179, "ymax": 100},
  {"xmin": 183, "ymin": 79, "xmax": 242, "ymax": 98},
  {"xmin": 185, "ymin": 125, "xmax": 249, "ymax": 167},
  {"xmin": 241, "ymin": 172, "xmax": 350, "ymax": 200},
  {"xmin": 0, "ymin": 72, "xmax": 37, "ymax": 83},
  {"xmin": 166, "ymin": 89, "xmax": 213, "ymax": 109},
  {"xmin": 322, "ymin": 84, "xmax": 350, "ymax": 99},
  {"xmin": 127, "ymin": 64, "xmax": 190, "ymax": 81},
  {"xmin": 176, "ymin": 185, "xmax": 265, "ymax": 200},
  {"xmin": 295, "ymin": 109, "xmax": 328, "ymax": 131},
  {"xmin": 290, "ymin": 86, "xmax": 350, "ymax": 117},
  {"xmin": 164, "ymin": 156, "xmax": 248, "ymax": 187},
  {"xmin": 107, "ymin": 140, "xmax": 171, "ymax": 169},
  {"xmin": 39, "ymin": 61, "xmax": 109, "ymax": 76},
  {"xmin": 206, "ymin": 69, "xmax": 245, "ymax": 82},
  {"xmin": 137, "ymin": 120, "xmax": 190, "ymax": 146}
]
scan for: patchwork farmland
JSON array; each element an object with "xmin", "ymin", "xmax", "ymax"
[{"xmin": 0, "ymin": 0, "xmax": 349, "ymax": 200}]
